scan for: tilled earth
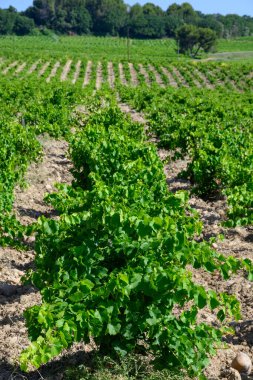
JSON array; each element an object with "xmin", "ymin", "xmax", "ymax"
[{"xmin": 0, "ymin": 124, "xmax": 253, "ymax": 379}]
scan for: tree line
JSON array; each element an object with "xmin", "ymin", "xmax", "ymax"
[{"xmin": 0, "ymin": 0, "xmax": 252, "ymax": 39}]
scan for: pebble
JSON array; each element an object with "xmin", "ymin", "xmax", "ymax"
[{"xmin": 231, "ymin": 352, "xmax": 252, "ymax": 375}]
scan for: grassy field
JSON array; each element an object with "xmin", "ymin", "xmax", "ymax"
[
  {"xmin": 0, "ymin": 35, "xmax": 252, "ymax": 65},
  {"xmin": 210, "ymin": 36, "xmax": 253, "ymax": 61},
  {"xmin": 0, "ymin": 35, "xmax": 252, "ymax": 63},
  {"xmin": 0, "ymin": 35, "xmax": 178, "ymax": 62},
  {"xmin": 216, "ymin": 36, "xmax": 253, "ymax": 52}
]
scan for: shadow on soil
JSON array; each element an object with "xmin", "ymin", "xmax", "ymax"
[
  {"xmin": 0, "ymin": 283, "xmax": 37, "ymax": 304},
  {"xmin": 16, "ymin": 206, "xmax": 58, "ymax": 220},
  {"xmin": 0, "ymin": 349, "xmax": 91, "ymax": 380},
  {"xmin": 226, "ymin": 320, "xmax": 253, "ymax": 346}
]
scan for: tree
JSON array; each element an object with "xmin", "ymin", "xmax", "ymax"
[
  {"xmin": 167, "ymin": 2, "xmax": 198, "ymax": 25},
  {"xmin": 129, "ymin": 3, "xmax": 166, "ymax": 39},
  {"xmin": 165, "ymin": 13, "xmax": 183, "ymax": 37},
  {"xmin": 0, "ymin": 8, "xmax": 16, "ymax": 34},
  {"xmin": 24, "ymin": 0, "xmax": 54, "ymax": 27},
  {"xmin": 86, "ymin": 0, "xmax": 127, "ymax": 36},
  {"xmin": 25, "ymin": 0, "xmax": 91, "ymax": 34},
  {"xmin": 52, "ymin": 1, "xmax": 91, "ymax": 34},
  {"xmin": 0, "ymin": 7, "xmax": 35, "ymax": 35},
  {"xmin": 197, "ymin": 14, "xmax": 223, "ymax": 38},
  {"xmin": 176, "ymin": 24, "xmax": 217, "ymax": 57},
  {"xmin": 13, "ymin": 14, "xmax": 35, "ymax": 35}
]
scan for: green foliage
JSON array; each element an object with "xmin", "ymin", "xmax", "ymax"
[
  {"xmin": 0, "ymin": 120, "xmax": 40, "ymax": 246},
  {"xmin": 25, "ymin": 0, "xmax": 91, "ymax": 34},
  {"xmin": 0, "ymin": 76, "xmax": 86, "ymax": 245},
  {"xmin": 129, "ymin": 4, "xmax": 166, "ymax": 39},
  {"xmin": 118, "ymin": 84, "xmax": 253, "ymax": 226},
  {"xmin": 0, "ymin": 35, "xmax": 178, "ymax": 62},
  {"xmin": 86, "ymin": 0, "xmax": 127, "ymax": 36},
  {"xmin": 167, "ymin": 3, "xmax": 197, "ymax": 24},
  {"xmin": 20, "ymin": 104, "xmax": 253, "ymax": 377},
  {"xmin": 0, "ymin": 7, "xmax": 35, "ymax": 35},
  {"xmin": 0, "ymin": 0, "xmax": 252, "ymax": 38},
  {"xmin": 176, "ymin": 24, "xmax": 217, "ymax": 57}
]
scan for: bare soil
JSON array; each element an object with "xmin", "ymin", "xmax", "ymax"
[
  {"xmin": 2, "ymin": 61, "xmax": 19, "ymax": 75},
  {"xmin": 46, "ymin": 61, "xmax": 61, "ymax": 83},
  {"xmin": 15, "ymin": 63, "xmax": 27, "ymax": 75},
  {"xmin": 61, "ymin": 60, "xmax": 72, "ymax": 82},
  {"xmin": 72, "ymin": 60, "xmax": 81, "ymax": 84},
  {"xmin": 95, "ymin": 62, "xmax": 103, "ymax": 90},
  {"xmin": 138, "ymin": 64, "xmax": 151, "ymax": 86},
  {"xmin": 27, "ymin": 60, "xmax": 40, "ymax": 75},
  {"xmin": 118, "ymin": 101, "xmax": 147, "ymax": 126},
  {"xmin": 107, "ymin": 62, "xmax": 115, "ymax": 88},
  {"xmin": 1, "ymin": 59, "xmax": 251, "ymax": 93},
  {"xmin": 0, "ymin": 136, "xmax": 76, "ymax": 380},
  {"xmin": 161, "ymin": 67, "xmax": 178, "ymax": 87},
  {"xmin": 38, "ymin": 61, "xmax": 51, "ymax": 77},
  {"xmin": 172, "ymin": 67, "xmax": 189, "ymax": 87},
  {"xmin": 118, "ymin": 63, "xmax": 128, "ymax": 85},
  {"xmin": 148, "ymin": 64, "xmax": 165, "ymax": 87},
  {"xmin": 128, "ymin": 63, "xmax": 139, "ymax": 86},
  {"xmin": 187, "ymin": 71, "xmax": 202, "ymax": 88},
  {"xmin": 194, "ymin": 69, "xmax": 215, "ymax": 89},
  {"xmin": 83, "ymin": 60, "xmax": 92, "ymax": 87}
]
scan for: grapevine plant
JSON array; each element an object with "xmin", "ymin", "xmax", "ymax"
[
  {"xmin": 0, "ymin": 76, "xmax": 90, "ymax": 246},
  {"xmin": 0, "ymin": 120, "xmax": 41, "ymax": 246},
  {"xmin": 119, "ymin": 85, "xmax": 253, "ymax": 226},
  {"xmin": 21, "ymin": 104, "xmax": 253, "ymax": 378}
]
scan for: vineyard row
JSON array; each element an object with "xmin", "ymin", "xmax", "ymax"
[{"xmin": 0, "ymin": 57, "xmax": 252, "ymax": 91}]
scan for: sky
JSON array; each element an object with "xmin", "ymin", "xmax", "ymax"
[{"xmin": 0, "ymin": 0, "xmax": 253, "ymax": 16}]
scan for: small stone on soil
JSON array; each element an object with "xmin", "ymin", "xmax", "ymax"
[{"xmin": 231, "ymin": 352, "xmax": 252, "ymax": 375}]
